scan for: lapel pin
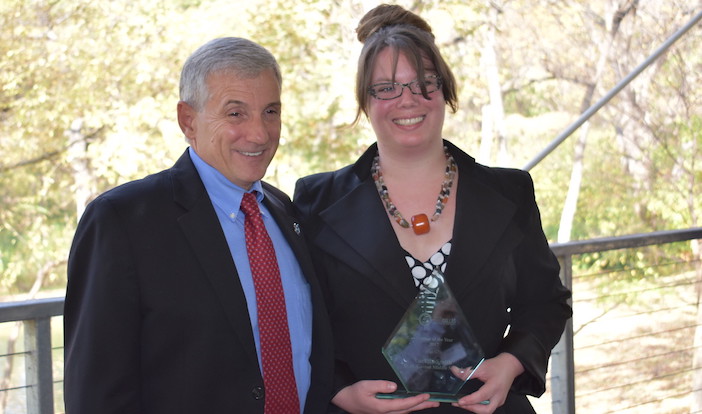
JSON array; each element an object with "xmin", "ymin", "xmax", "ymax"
[{"xmin": 293, "ymin": 222, "xmax": 301, "ymax": 235}]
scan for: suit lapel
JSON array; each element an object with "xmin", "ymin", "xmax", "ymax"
[
  {"xmin": 446, "ymin": 149, "xmax": 519, "ymax": 298},
  {"xmin": 170, "ymin": 151, "xmax": 259, "ymax": 364},
  {"xmin": 305, "ymin": 141, "xmax": 525, "ymax": 309},
  {"xmin": 314, "ymin": 174, "xmax": 418, "ymax": 309}
]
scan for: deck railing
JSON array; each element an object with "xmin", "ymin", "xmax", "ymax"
[
  {"xmin": 0, "ymin": 227, "xmax": 701, "ymax": 414},
  {"xmin": 0, "ymin": 297, "xmax": 63, "ymax": 414},
  {"xmin": 548, "ymin": 227, "xmax": 702, "ymax": 414}
]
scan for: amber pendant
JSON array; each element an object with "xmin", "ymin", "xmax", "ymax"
[{"xmin": 411, "ymin": 214, "xmax": 430, "ymax": 235}]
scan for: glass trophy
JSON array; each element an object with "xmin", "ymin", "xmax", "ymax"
[{"xmin": 377, "ymin": 269, "xmax": 485, "ymax": 403}]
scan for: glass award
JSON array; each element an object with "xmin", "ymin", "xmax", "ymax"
[{"xmin": 377, "ymin": 270, "xmax": 485, "ymax": 403}]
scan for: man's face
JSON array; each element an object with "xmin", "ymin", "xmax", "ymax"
[{"xmin": 178, "ymin": 69, "xmax": 281, "ymax": 190}]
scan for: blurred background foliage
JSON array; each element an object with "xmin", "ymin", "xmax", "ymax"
[{"xmin": 0, "ymin": 0, "xmax": 700, "ymax": 296}]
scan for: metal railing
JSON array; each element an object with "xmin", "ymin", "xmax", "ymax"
[
  {"xmin": 0, "ymin": 227, "xmax": 700, "ymax": 413},
  {"xmin": 548, "ymin": 227, "xmax": 702, "ymax": 414},
  {"xmin": 522, "ymin": 9, "xmax": 702, "ymax": 171},
  {"xmin": 0, "ymin": 297, "xmax": 63, "ymax": 414}
]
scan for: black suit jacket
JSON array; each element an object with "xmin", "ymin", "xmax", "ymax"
[
  {"xmin": 294, "ymin": 141, "xmax": 572, "ymax": 413},
  {"xmin": 64, "ymin": 149, "xmax": 333, "ymax": 414}
]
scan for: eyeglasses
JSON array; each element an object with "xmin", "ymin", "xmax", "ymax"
[{"xmin": 368, "ymin": 75, "xmax": 442, "ymax": 100}]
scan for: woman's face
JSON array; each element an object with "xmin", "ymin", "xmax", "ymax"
[
  {"xmin": 367, "ymin": 48, "xmax": 446, "ymax": 152},
  {"xmin": 178, "ymin": 69, "xmax": 282, "ymax": 190}
]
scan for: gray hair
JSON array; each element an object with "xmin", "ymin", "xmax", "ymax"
[{"xmin": 179, "ymin": 37, "xmax": 282, "ymax": 111}]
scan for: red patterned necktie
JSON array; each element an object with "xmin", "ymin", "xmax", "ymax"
[{"xmin": 240, "ymin": 192, "xmax": 300, "ymax": 414}]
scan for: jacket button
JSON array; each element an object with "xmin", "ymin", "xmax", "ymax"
[{"xmin": 252, "ymin": 386, "xmax": 265, "ymax": 400}]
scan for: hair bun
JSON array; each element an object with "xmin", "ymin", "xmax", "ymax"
[{"xmin": 356, "ymin": 4, "xmax": 434, "ymax": 43}]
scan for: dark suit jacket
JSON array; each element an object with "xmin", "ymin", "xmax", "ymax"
[
  {"xmin": 294, "ymin": 141, "xmax": 572, "ymax": 413},
  {"xmin": 64, "ymin": 149, "xmax": 333, "ymax": 414}
]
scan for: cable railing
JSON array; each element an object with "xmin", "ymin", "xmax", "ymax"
[
  {"xmin": 0, "ymin": 298, "xmax": 63, "ymax": 414},
  {"xmin": 0, "ymin": 227, "xmax": 700, "ymax": 413},
  {"xmin": 547, "ymin": 227, "xmax": 702, "ymax": 414}
]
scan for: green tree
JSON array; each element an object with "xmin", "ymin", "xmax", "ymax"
[
  {"xmin": 0, "ymin": 0, "xmax": 699, "ymax": 300},
  {"xmin": 0, "ymin": 0, "xmax": 188, "ymax": 295}
]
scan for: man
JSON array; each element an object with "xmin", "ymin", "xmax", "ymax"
[{"xmin": 64, "ymin": 37, "xmax": 332, "ymax": 414}]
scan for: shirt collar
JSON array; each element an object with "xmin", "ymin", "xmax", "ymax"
[{"xmin": 188, "ymin": 147, "xmax": 265, "ymax": 220}]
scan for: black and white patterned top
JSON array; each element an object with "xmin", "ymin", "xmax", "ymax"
[{"xmin": 405, "ymin": 241, "xmax": 452, "ymax": 289}]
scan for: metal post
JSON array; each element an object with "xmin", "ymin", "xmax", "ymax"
[
  {"xmin": 551, "ymin": 255, "xmax": 576, "ymax": 414},
  {"xmin": 24, "ymin": 318, "xmax": 55, "ymax": 414},
  {"xmin": 523, "ymin": 9, "xmax": 702, "ymax": 171}
]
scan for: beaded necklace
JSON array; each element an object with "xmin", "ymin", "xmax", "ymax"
[{"xmin": 371, "ymin": 146, "xmax": 457, "ymax": 235}]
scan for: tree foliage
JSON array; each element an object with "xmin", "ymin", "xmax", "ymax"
[
  {"xmin": 0, "ymin": 0, "xmax": 700, "ymax": 295},
  {"xmin": 0, "ymin": 0, "xmax": 188, "ymax": 293}
]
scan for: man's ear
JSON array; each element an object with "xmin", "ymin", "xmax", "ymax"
[{"xmin": 177, "ymin": 101, "xmax": 197, "ymax": 140}]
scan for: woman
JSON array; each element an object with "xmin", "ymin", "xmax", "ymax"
[{"xmin": 294, "ymin": 4, "xmax": 572, "ymax": 413}]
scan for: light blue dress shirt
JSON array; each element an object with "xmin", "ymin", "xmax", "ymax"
[{"xmin": 189, "ymin": 148, "xmax": 312, "ymax": 411}]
